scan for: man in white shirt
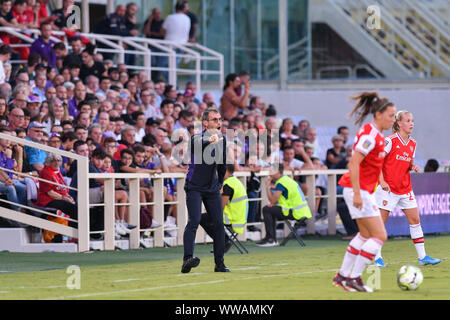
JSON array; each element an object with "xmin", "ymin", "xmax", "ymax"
[
  {"xmin": 160, "ymin": 2, "xmax": 190, "ymax": 81},
  {"xmin": 162, "ymin": 2, "xmax": 191, "ymax": 44}
]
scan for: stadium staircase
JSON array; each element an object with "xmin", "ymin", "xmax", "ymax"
[
  {"xmin": 309, "ymin": 0, "xmax": 450, "ymax": 78},
  {"xmin": 264, "ymin": 37, "xmax": 309, "ymax": 79}
]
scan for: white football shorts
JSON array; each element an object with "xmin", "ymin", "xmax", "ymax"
[
  {"xmin": 343, "ymin": 187, "xmax": 381, "ymax": 220},
  {"xmin": 375, "ymin": 185, "xmax": 417, "ymax": 212}
]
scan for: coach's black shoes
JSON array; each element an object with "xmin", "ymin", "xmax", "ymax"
[
  {"xmin": 181, "ymin": 257, "xmax": 200, "ymax": 273},
  {"xmin": 214, "ymin": 263, "xmax": 230, "ymax": 272}
]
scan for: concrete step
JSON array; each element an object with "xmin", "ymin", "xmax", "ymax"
[{"xmin": 0, "ymin": 228, "xmax": 77, "ymax": 253}]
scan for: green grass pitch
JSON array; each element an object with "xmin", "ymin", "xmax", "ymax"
[{"xmin": 0, "ymin": 234, "xmax": 448, "ymax": 300}]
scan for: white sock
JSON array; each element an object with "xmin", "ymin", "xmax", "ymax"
[
  {"xmin": 350, "ymin": 237, "xmax": 384, "ymax": 278},
  {"xmin": 339, "ymin": 233, "xmax": 368, "ymax": 277},
  {"xmin": 375, "ymin": 246, "xmax": 382, "ymax": 260},
  {"xmin": 410, "ymin": 224, "xmax": 426, "ymax": 260}
]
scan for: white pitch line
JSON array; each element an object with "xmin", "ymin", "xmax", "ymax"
[
  {"xmin": 233, "ymin": 267, "xmax": 261, "ymax": 271},
  {"xmin": 43, "ymin": 279, "xmax": 228, "ymax": 300},
  {"xmin": 112, "ymin": 279, "xmax": 142, "ymax": 283},
  {"xmin": 43, "ymin": 269, "xmax": 338, "ymax": 300}
]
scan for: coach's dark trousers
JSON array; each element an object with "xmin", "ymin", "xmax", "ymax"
[{"xmin": 184, "ymin": 189, "xmax": 225, "ymax": 265}]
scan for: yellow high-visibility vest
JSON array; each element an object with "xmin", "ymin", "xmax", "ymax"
[
  {"xmin": 223, "ymin": 176, "xmax": 248, "ymax": 234},
  {"xmin": 275, "ymin": 175, "xmax": 312, "ymax": 220}
]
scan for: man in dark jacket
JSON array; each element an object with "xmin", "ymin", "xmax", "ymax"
[{"xmin": 182, "ymin": 108, "xmax": 229, "ymax": 273}]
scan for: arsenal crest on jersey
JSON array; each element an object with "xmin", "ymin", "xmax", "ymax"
[{"xmin": 383, "ymin": 200, "xmax": 388, "ymax": 206}]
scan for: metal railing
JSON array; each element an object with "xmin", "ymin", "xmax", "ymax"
[
  {"xmin": 0, "ymin": 132, "xmax": 350, "ymax": 252},
  {"xmin": 264, "ymin": 37, "xmax": 309, "ymax": 79},
  {"xmin": 381, "ymin": 0, "xmax": 450, "ymax": 67},
  {"xmin": 0, "ymin": 132, "xmax": 90, "ymax": 252},
  {"xmin": 331, "ymin": 0, "xmax": 450, "ymax": 77},
  {"xmin": 0, "ymin": 27, "xmax": 224, "ymax": 91}
]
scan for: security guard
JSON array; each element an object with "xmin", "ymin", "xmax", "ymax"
[
  {"xmin": 200, "ymin": 164, "xmax": 248, "ymax": 252},
  {"xmin": 222, "ymin": 164, "xmax": 248, "ymax": 234},
  {"xmin": 256, "ymin": 163, "xmax": 312, "ymax": 247}
]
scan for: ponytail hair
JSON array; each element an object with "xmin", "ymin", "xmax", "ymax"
[
  {"xmin": 392, "ymin": 110, "xmax": 410, "ymax": 133},
  {"xmin": 349, "ymin": 91, "xmax": 394, "ymax": 126}
]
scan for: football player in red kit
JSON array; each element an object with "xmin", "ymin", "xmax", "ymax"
[
  {"xmin": 374, "ymin": 110, "xmax": 441, "ymax": 267},
  {"xmin": 333, "ymin": 92, "xmax": 396, "ymax": 292}
]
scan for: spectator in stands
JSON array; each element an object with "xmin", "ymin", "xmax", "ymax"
[
  {"xmin": 97, "ymin": 76, "xmax": 111, "ymax": 97},
  {"xmin": 159, "ymin": 1, "xmax": 191, "ymax": 81},
  {"xmin": 80, "ymin": 44, "xmax": 106, "ymax": 83},
  {"xmin": 143, "ymin": 7, "xmax": 164, "ymax": 80},
  {"xmin": 24, "ymin": 121, "xmax": 47, "ymax": 173},
  {"xmin": 0, "ymin": 126, "xmax": 27, "ymax": 212},
  {"xmin": 162, "ymin": 2, "xmax": 190, "ymax": 44},
  {"xmin": 0, "ymin": 97, "xmax": 7, "ymax": 118},
  {"xmin": 0, "ymin": 44, "xmax": 12, "ymax": 85},
  {"xmin": 143, "ymin": 7, "xmax": 164, "ymax": 40},
  {"xmin": 424, "ymin": 159, "xmax": 439, "ymax": 172},
  {"xmin": 36, "ymin": 152, "xmax": 77, "ymax": 227},
  {"xmin": 32, "ymin": 72, "xmax": 47, "ymax": 102},
  {"xmin": 30, "ymin": 22, "xmax": 57, "ymax": 68},
  {"xmin": 220, "ymin": 73, "xmax": 251, "ymax": 121},
  {"xmin": 25, "ymin": 94, "xmax": 40, "ymax": 118},
  {"xmin": 337, "ymin": 125, "xmax": 350, "ymax": 146},
  {"xmin": 234, "ymin": 70, "xmax": 250, "ymax": 97},
  {"xmin": 304, "ymin": 127, "xmax": 321, "ymax": 159},
  {"xmin": 96, "ymin": 4, "xmax": 138, "ymax": 40},
  {"xmin": 281, "ymin": 146, "xmax": 312, "ymax": 172},
  {"xmin": 63, "ymin": 36, "xmax": 83, "ymax": 68},
  {"xmin": 132, "ymin": 111, "xmax": 146, "ymax": 143},
  {"xmin": 24, "ymin": 0, "xmax": 42, "ymax": 28},
  {"xmin": 280, "ymin": 118, "xmax": 299, "ymax": 149},
  {"xmin": 202, "ymin": 92, "xmax": 214, "ymax": 104},
  {"xmin": 325, "ymin": 135, "xmax": 346, "ymax": 169},
  {"xmin": 68, "ymin": 80, "xmax": 85, "ymax": 118},
  {"xmin": 7, "ymin": 107, "xmax": 25, "ymax": 131},
  {"xmin": 0, "ymin": 0, "xmax": 25, "ymax": 62},
  {"xmin": 180, "ymin": 1, "xmax": 198, "ymax": 43},
  {"xmin": 124, "ymin": 2, "xmax": 139, "ymax": 65},
  {"xmin": 54, "ymin": 42, "xmax": 68, "ymax": 71},
  {"xmin": 86, "ymin": 75, "xmax": 100, "ymax": 95},
  {"xmin": 42, "ymin": 97, "xmax": 68, "ymax": 133},
  {"xmin": 296, "ymin": 119, "xmax": 310, "ymax": 139},
  {"xmin": 141, "ymin": 89, "xmax": 161, "ymax": 120}
]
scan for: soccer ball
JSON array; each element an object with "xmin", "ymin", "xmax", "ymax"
[{"xmin": 397, "ymin": 265, "xmax": 423, "ymax": 291}]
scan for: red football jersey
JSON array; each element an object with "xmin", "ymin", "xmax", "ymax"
[
  {"xmin": 381, "ymin": 133, "xmax": 416, "ymax": 194},
  {"xmin": 339, "ymin": 122, "xmax": 386, "ymax": 193}
]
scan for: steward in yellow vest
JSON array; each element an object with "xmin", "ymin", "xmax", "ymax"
[
  {"xmin": 200, "ymin": 164, "xmax": 248, "ymax": 253},
  {"xmin": 256, "ymin": 163, "xmax": 311, "ymax": 247}
]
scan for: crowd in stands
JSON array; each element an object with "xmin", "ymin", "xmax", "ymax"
[{"xmin": 0, "ymin": 0, "xmax": 359, "ymax": 242}]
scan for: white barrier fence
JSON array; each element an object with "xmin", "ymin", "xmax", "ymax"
[
  {"xmin": 0, "ymin": 27, "xmax": 224, "ymax": 92},
  {"xmin": 0, "ymin": 133, "xmax": 349, "ymax": 252}
]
